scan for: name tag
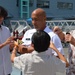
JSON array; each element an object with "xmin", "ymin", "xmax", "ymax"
[{"xmin": 26, "ymin": 38, "xmax": 30, "ymax": 40}]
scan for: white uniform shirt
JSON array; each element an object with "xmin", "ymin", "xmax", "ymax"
[
  {"xmin": 14, "ymin": 51, "xmax": 66, "ymax": 75},
  {"xmin": 0, "ymin": 25, "xmax": 12, "ymax": 75},
  {"xmin": 44, "ymin": 26, "xmax": 64, "ymax": 56},
  {"xmin": 22, "ymin": 26, "xmax": 64, "ymax": 56}
]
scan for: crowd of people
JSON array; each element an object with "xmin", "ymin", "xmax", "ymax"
[
  {"xmin": 53, "ymin": 26, "xmax": 75, "ymax": 75},
  {"xmin": 0, "ymin": 5, "xmax": 75, "ymax": 75}
]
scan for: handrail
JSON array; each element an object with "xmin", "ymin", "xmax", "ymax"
[
  {"xmin": 10, "ymin": 20, "xmax": 31, "ymax": 36},
  {"xmin": 10, "ymin": 20, "xmax": 75, "ymax": 32},
  {"xmin": 47, "ymin": 20, "xmax": 75, "ymax": 26},
  {"xmin": 46, "ymin": 20, "xmax": 75, "ymax": 31},
  {"xmin": 10, "ymin": 20, "xmax": 31, "ymax": 31}
]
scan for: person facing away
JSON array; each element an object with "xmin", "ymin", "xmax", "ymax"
[
  {"xmin": 18, "ymin": 8, "xmax": 64, "ymax": 57},
  {"xmin": 0, "ymin": 6, "xmax": 14, "ymax": 75},
  {"xmin": 53, "ymin": 26, "xmax": 75, "ymax": 75},
  {"xmin": 11, "ymin": 30, "xmax": 69, "ymax": 75}
]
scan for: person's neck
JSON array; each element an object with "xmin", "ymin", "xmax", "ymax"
[
  {"xmin": 41, "ymin": 22, "xmax": 46, "ymax": 30},
  {"xmin": 42, "ymin": 25, "xmax": 46, "ymax": 30}
]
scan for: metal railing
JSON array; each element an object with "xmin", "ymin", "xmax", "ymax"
[
  {"xmin": 10, "ymin": 20, "xmax": 75, "ymax": 33},
  {"xmin": 46, "ymin": 20, "xmax": 75, "ymax": 31},
  {"xmin": 10, "ymin": 20, "xmax": 31, "ymax": 36}
]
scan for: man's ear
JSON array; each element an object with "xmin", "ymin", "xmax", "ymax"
[
  {"xmin": 31, "ymin": 43, "xmax": 34, "ymax": 47},
  {"xmin": 43, "ymin": 16, "xmax": 46, "ymax": 21}
]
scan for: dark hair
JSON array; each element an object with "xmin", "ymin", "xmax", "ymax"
[
  {"xmin": 0, "ymin": 6, "xmax": 8, "ymax": 19},
  {"xmin": 32, "ymin": 30, "xmax": 50, "ymax": 52}
]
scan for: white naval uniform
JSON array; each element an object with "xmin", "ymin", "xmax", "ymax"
[{"xmin": 22, "ymin": 26, "xmax": 64, "ymax": 56}]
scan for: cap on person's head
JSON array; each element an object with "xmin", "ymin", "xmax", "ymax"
[
  {"xmin": 0, "ymin": 6, "xmax": 8, "ymax": 19},
  {"xmin": 31, "ymin": 30, "xmax": 50, "ymax": 53}
]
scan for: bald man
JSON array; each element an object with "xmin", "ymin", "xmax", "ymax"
[{"xmin": 17, "ymin": 8, "xmax": 64, "ymax": 57}]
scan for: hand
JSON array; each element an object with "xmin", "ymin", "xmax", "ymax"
[
  {"xmin": 65, "ymin": 34, "xmax": 73, "ymax": 43},
  {"xmin": 5, "ymin": 36, "xmax": 14, "ymax": 45},
  {"xmin": 53, "ymin": 26, "xmax": 65, "ymax": 42},
  {"xmin": 65, "ymin": 34, "xmax": 75, "ymax": 46},
  {"xmin": 14, "ymin": 39, "xmax": 23, "ymax": 47},
  {"xmin": 17, "ymin": 45, "xmax": 34, "ymax": 54},
  {"xmin": 53, "ymin": 26, "xmax": 62, "ymax": 34},
  {"xmin": 14, "ymin": 41, "xmax": 18, "ymax": 47},
  {"xmin": 17, "ymin": 45, "xmax": 28, "ymax": 54}
]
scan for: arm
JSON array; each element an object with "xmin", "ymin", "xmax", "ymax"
[
  {"xmin": 0, "ymin": 42, "xmax": 7, "ymax": 49},
  {"xmin": 11, "ymin": 40, "xmax": 19, "ymax": 62},
  {"xmin": 11, "ymin": 46, "xmax": 17, "ymax": 63},
  {"xmin": 13, "ymin": 40, "xmax": 34, "ymax": 54},
  {"xmin": 11, "ymin": 46, "xmax": 33, "ymax": 62},
  {"xmin": 49, "ymin": 41, "xmax": 69, "ymax": 67},
  {"xmin": 18, "ymin": 45, "xmax": 34, "ymax": 54},
  {"xmin": 53, "ymin": 26, "xmax": 65, "ymax": 42},
  {"xmin": 0, "ymin": 37, "xmax": 14, "ymax": 49},
  {"xmin": 11, "ymin": 46, "xmax": 24, "ymax": 69}
]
